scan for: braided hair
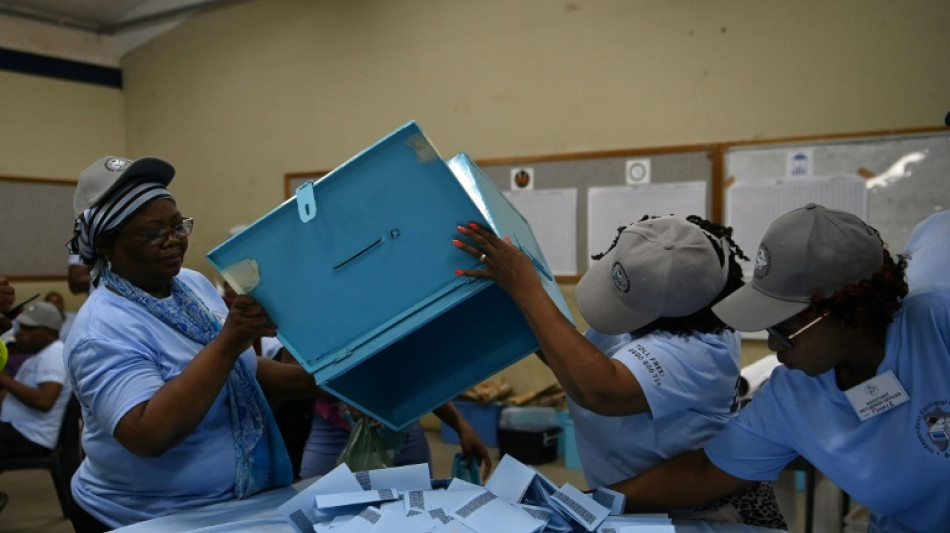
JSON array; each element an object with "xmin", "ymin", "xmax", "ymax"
[{"xmin": 591, "ymin": 214, "xmax": 749, "ymax": 337}]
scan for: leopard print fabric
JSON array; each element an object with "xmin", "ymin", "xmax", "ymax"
[{"xmin": 695, "ymin": 481, "xmax": 788, "ymax": 530}]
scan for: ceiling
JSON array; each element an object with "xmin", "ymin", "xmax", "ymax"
[
  {"xmin": 0, "ymin": 0, "xmax": 241, "ymax": 34},
  {"xmin": 0, "ymin": 0, "xmax": 253, "ymax": 65}
]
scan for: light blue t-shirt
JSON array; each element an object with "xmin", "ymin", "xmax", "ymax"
[
  {"xmin": 64, "ymin": 268, "xmax": 259, "ymax": 528},
  {"xmin": 0, "ymin": 339, "xmax": 69, "ymax": 449},
  {"xmin": 904, "ymin": 210, "xmax": 950, "ymax": 291},
  {"xmin": 706, "ymin": 287, "xmax": 950, "ymax": 533},
  {"xmin": 570, "ymin": 327, "xmax": 742, "ymax": 489}
]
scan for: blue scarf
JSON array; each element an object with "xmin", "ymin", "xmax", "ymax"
[{"xmin": 103, "ymin": 268, "xmax": 292, "ymax": 498}]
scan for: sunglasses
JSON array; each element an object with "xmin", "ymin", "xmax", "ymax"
[{"xmin": 766, "ymin": 312, "xmax": 830, "ymax": 348}]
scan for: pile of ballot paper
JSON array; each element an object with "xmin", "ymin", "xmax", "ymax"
[{"xmin": 278, "ymin": 454, "xmax": 674, "ymax": 533}]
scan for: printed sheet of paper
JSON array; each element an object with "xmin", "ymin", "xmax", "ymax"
[
  {"xmin": 591, "ymin": 487, "xmax": 625, "ymax": 516},
  {"xmin": 315, "ymin": 489, "xmax": 400, "ymax": 510},
  {"xmin": 484, "ymin": 454, "xmax": 538, "ymax": 503},
  {"xmin": 548, "ymin": 483, "xmax": 609, "ymax": 531},
  {"xmin": 450, "ymin": 490, "xmax": 545, "ymax": 533},
  {"xmin": 587, "ymin": 182, "xmax": 707, "ymax": 268},
  {"xmin": 356, "ymin": 463, "xmax": 431, "ymax": 491},
  {"xmin": 278, "ymin": 463, "xmax": 363, "ymax": 532},
  {"xmin": 432, "ymin": 520, "xmax": 477, "ymax": 533},
  {"xmin": 504, "ymin": 188, "xmax": 578, "ymax": 276},
  {"xmin": 725, "ymin": 175, "xmax": 867, "ymax": 277},
  {"xmin": 597, "ymin": 514, "xmax": 675, "ymax": 532},
  {"xmin": 447, "ymin": 478, "xmax": 483, "ymax": 491},
  {"xmin": 404, "ymin": 489, "xmax": 484, "ymax": 512}
]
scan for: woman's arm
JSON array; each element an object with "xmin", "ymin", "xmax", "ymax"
[
  {"xmin": 609, "ymin": 448, "xmax": 754, "ymax": 512},
  {"xmin": 113, "ymin": 295, "xmax": 276, "ymax": 457},
  {"xmin": 256, "ymin": 350, "xmax": 324, "ymax": 401},
  {"xmin": 432, "ymin": 402, "xmax": 493, "ymax": 479},
  {"xmin": 0, "ymin": 373, "xmax": 62, "ymax": 411},
  {"xmin": 455, "ymin": 224, "xmax": 648, "ymax": 416}
]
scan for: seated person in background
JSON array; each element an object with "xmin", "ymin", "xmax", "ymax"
[
  {"xmin": 299, "ymin": 397, "xmax": 492, "ymax": 481},
  {"xmin": 903, "ymin": 209, "xmax": 950, "ymax": 290},
  {"xmin": 65, "ymin": 155, "xmax": 323, "ymax": 532},
  {"xmin": 44, "ymin": 290, "xmax": 77, "ymax": 341},
  {"xmin": 454, "ymin": 215, "xmax": 784, "ymax": 528},
  {"xmin": 598, "ymin": 204, "xmax": 950, "ymax": 533},
  {"xmin": 2, "ymin": 330, "xmax": 38, "ymax": 379},
  {"xmin": 0, "ymin": 279, "xmax": 33, "ymax": 378},
  {"xmin": 0, "ymin": 302, "xmax": 70, "ymax": 460},
  {"xmin": 0, "ymin": 277, "xmax": 14, "ymax": 336}
]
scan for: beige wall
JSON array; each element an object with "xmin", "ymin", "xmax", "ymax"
[
  {"xmin": 2, "ymin": 0, "xmax": 948, "ymax": 392},
  {"xmin": 114, "ymin": 0, "xmax": 949, "ymax": 395},
  {"xmin": 119, "ymin": 0, "xmax": 950, "ymax": 272},
  {"xmin": 0, "ymin": 70, "xmax": 125, "ymax": 312}
]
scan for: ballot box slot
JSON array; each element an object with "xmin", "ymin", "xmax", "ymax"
[{"xmin": 333, "ymin": 236, "xmax": 384, "ymax": 271}]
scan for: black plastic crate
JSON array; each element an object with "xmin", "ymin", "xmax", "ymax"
[{"xmin": 497, "ymin": 425, "xmax": 562, "ymax": 465}]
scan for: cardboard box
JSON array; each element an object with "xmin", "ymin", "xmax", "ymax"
[{"xmin": 207, "ymin": 122, "xmax": 572, "ymax": 430}]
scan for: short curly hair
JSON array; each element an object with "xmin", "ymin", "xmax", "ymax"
[{"xmin": 810, "ymin": 249, "xmax": 909, "ymax": 332}]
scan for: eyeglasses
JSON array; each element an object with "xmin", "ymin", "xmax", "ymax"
[
  {"xmin": 766, "ymin": 312, "xmax": 830, "ymax": 348},
  {"xmin": 118, "ymin": 218, "xmax": 194, "ymax": 246}
]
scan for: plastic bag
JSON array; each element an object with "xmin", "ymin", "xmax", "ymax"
[
  {"xmin": 451, "ymin": 452, "xmax": 481, "ymax": 485},
  {"xmin": 335, "ymin": 417, "xmax": 393, "ymax": 471}
]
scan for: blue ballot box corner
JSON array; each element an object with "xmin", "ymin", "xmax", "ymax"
[{"xmin": 208, "ymin": 121, "xmax": 571, "ymax": 431}]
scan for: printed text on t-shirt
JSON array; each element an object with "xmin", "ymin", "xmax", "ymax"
[{"xmin": 629, "ymin": 343, "xmax": 665, "ymax": 387}]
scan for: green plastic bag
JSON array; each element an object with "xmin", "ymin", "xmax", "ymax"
[{"xmin": 335, "ymin": 417, "xmax": 393, "ymax": 471}]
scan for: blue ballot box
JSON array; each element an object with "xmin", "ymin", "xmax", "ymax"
[{"xmin": 207, "ymin": 121, "xmax": 572, "ymax": 430}]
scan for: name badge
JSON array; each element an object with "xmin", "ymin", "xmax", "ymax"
[{"xmin": 844, "ymin": 370, "xmax": 910, "ymax": 421}]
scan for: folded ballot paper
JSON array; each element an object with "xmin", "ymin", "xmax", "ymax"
[
  {"xmin": 207, "ymin": 121, "xmax": 573, "ymax": 430},
  {"xmin": 278, "ymin": 456, "xmax": 674, "ymax": 533}
]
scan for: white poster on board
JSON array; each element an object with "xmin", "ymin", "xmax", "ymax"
[
  {"xmin": 504, "ymin": 188, "xmax": 578, "ymax": 276},
  {"xmin": 725, "ymin": 175, "xmax": 867, "ymax": 277},
  {"xmin": 587, "ymin": 182, "xmax": 707, "ymax": 268},
  {"xmin": 786, "ymin": 149, "xmax": 814, "ymax": 177}
]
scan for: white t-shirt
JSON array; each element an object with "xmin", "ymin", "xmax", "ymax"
[
  {"xmin": 1, "ymin": 339, "xmax": 69, "ymax": 449},
  {"xmin": 570, "ymin": 327, "xmax": 742, "ymax": 488}
]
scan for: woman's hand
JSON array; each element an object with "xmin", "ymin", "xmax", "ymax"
[
  {"xmin": 216, "ymin": 294, "xmax": 277, "ymax": 355},
  {"xmin": 0, "ymin": 278, "xmax": 14, "ymax": 333},
  {"xmin": 0, "ymin": 277, "xmax": 14, "ymax": 312},
  {"xmin": 452, "ymin": 222, "xmax": 543, "ymax": 302},
  {"xmin": 457, "ymin": 419, "xmax": 493, "ymax": 481}
]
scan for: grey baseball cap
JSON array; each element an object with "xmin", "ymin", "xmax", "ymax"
[
  {"xmin": 73, "ymin": 156, "xmax": 175, "ymax": 217},
  {"xmin": 17, "ymin": 302, "xmax": 64, "ymax": 331},
  {"xmin": 712, "ymin": 203, "xmax": 884, "ymax": 331},
  {"xmin": 576, "ymin": 216, "xmax": 729, "ymax": 335}
]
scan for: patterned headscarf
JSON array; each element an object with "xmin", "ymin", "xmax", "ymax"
[{"xmin": 68, "ymin": 181, "xmax": 172, "ymax": 285}]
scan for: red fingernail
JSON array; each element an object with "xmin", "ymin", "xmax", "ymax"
[
  {"xmin": 457, "ymin": 226, "xmax": 468, "ymax": 234},
  {"xmin": 452, "ymin": 239, "xmax": 462, "ymax": 247},
  {"xmin": 468, "ymin": 222, "xmax": 478, "ymax": 229},
  {"xmin": 454, "ymin": 269, "xmax": 463, "ymax": 275}
]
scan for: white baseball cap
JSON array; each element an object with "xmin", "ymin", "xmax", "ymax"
[
  {"xmin": 576, "ymin": 217, "xmax": 729, "ymax": 335},
  {"xmin": 73, "ymin": 156, "xmax": 175, "ymax": 217},
  {"xmin": 712, "ymin": 203, "xmax": 884, "ymax": 331},
  {"xmin": 16, "ymin": 302, "xmax": 64, "ymax": 331}
]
